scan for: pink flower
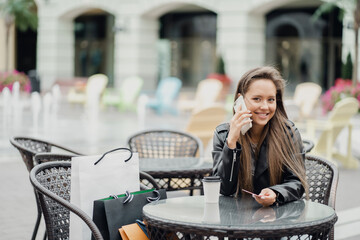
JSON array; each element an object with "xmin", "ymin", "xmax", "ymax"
[
  {"xmin": 0, "ymin": 70, "xmax": 31, "ymax": 93},
  {"xmin": 321, "ymin": 78, "xmax": 360, "ymax": 113}
]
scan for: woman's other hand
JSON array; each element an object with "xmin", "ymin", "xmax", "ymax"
[{"xmin": 254, "ymin": 188, "xmax": 276, "ymax": 207}]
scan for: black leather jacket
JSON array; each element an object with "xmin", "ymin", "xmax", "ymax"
[{"xmin": 212, "ymin": 122, "xmax": 305, "ymax": 204}]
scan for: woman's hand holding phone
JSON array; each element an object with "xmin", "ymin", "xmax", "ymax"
[
  {"xmin": 243, "ymin": 188, "xmax": 276, "ymax": 207},
  {"xmin": 227, "ymin": 96, "xmax": 253, "ymax": 149},
  {"xmin": 254, "ymin": 188, "xmax": 277, "ymax": 207},
  {"xmin": 234, "ymin": 96, "xmax": 252, "ymax": 135}
]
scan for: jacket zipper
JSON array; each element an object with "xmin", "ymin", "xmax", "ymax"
[{"xmin": 230, "ymin": 149, "xmax": 237, "ymax": 182}]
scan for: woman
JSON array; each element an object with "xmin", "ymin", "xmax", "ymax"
[{"xmin": 212, "ymin": 66, "xmax": 308, "ymax": 207}]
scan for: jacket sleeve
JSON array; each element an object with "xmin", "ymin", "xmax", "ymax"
[
  {"xmin": 212, "ymin": 124, "xmax": 242, "ymax": 196},
  {"xmin": 269, "ymin": 124, "xmax": 305, "ymax": 204}
]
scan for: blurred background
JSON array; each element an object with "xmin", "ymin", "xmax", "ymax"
[{"xmin": 0, "ymin": 0, "xmax": 354, "ymax": 92}]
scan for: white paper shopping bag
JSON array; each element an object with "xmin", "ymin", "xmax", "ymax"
[{"xmin": 70, "ymin": 148, "xmax": 140, "ymax": 240}]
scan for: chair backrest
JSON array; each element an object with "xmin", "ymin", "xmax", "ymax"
[
  {"xmin": 10, "ymin": 136, "xmax": 82, "ymax": 172},
  {"xmin": 185, "ymin": 105, "xmax": 228, "ymax": 148},
  {"xmin": 127, "ymin": 129, "xmax": 203, "ymax": 158},
  {"xmin": 155, "ymin": 77, "xmax": 182, "ymax": 106},
  {"xmin": 86, "ymin": 74, "xmax": 108, "ymax": 95},
  {"xmin": 314, "ymin": 97, "xmax": 358, "ymax": 152},
  {"xmin": 193, "ymin": 79, "xmax": 223, "ymax": 112},
  {"xmin": 86, "ymin": 74, "xmax": 108, "ymax": 106},
  {"xmin": 302, "ymin": 139, "xmax": 314, "ymax": 153},
  {"xmin": 328, "ymin": 97, "xmax": 359, "ymax": 122},
  {"xmin": 140, "ymin": 171, "xmax": 161, "ymax": 190},
  {"xmin": 304, "ymin": 154, "xmax": 338, "ymax": 209},
  {"xmin": 10, "ymin": 136, "xmax": 53, "ymax": 171},
  {"xmin": 119, "ymin": 76, "xmax": 144, "ymax": 105},
  {"xmin": 293, "ymin": 82, "xmax": 322, "ymax": 118},
  {"xmin": 29, "ymin": 161, "xmax": 104, "ymax": 240}
]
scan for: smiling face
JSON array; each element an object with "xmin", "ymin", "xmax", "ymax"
[{"xmin": 243, "ymin": 79, "xmax": 277, "ymax": 130}]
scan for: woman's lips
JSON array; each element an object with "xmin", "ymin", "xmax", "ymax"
[{"xmin": 254, "ymin": 112, "xmax": 269, "ymax": 119}]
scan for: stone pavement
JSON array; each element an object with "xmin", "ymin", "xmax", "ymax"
[{"xmin": 0, "ymin": 97, "xmax": 360, "ymax": 239}]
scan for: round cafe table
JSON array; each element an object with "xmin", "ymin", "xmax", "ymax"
[{"xmin": 143, "ymin": 195, "xmax": 337, "ymax": 239}]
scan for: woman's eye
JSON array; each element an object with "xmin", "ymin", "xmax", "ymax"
[
  {"xmin": 268, "ymin": 98, "xmax": 275, "ymax": 102},
  {"xmin": 253, "ymin": 98, "xmax": 261, "ymax": 102}
]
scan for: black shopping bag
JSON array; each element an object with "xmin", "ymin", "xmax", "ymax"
[{"xmin": 93, "ymin": 189, "xmax": 167, "ymax": 240}]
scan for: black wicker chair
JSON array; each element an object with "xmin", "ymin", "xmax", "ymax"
[
  {"xmin": 128, "ymin": 129, "xmax": 203, "ymax": 158},
  {"xmin": 303, "ymin": 139, "xmax": 315, "ymax": 153},
  {"xmin": 305, "ymin": 154, "xmax": 338, "ymax": 209},
  {"xmin": 10, "ymin": 136, "xmax": 83, "ymax": 240},
  {"xmin": 10, "ymin": 136, "xmax": 83, "ymax": 171},
  {"xmin": 305, "ymin": 154, "xmax": 339, "ymax": 240},
  {"xmin": 29, "ymin": 161, "xmax": 160, "ymax": 240},
  {"xmin": 29, "ymin": 161, "xmax": 103, "ymax": 240},
  {"xmin": 128, "ymin": 129, "xmax": 205, "ymax": 195}
]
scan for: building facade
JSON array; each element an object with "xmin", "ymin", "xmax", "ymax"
[{"xmin": 1, "ymin": 0, "xmax": 356, "ymax": 92}]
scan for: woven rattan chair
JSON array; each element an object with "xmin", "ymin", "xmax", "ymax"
[
  {"xmin": 128, "ymin": 129, "xmax": 203, "ymax": 158},
  {"xmin": 29, "ymin": 161, "xmax": 160, "ymax": 240},
  {"xmin": 305, "ymin": 154, "xmax": 339, "ymax": 240},
  {"xmin": 10, "ymin": 136, "xmax": 83, "ymax": 240},
  {"xmin": 29, "ymin": 161, "xmax": 104, "ymax": 240},
  {"xmin": 10, "ymin": 136, "xmax": 83, "ymax": 171},
  {"xmin": 302, "ymin": 139, "xmax": 314, "ymax": 153},
  {"xmin": 305, "ymin": 154, "xmax": 338, "ymax": 208},
  {"xmin": 128, "ymin": 129, "xmax": 204, "ymax": 195}
]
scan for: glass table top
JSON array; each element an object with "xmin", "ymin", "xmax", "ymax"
[{"xmin": 143, "ymin": 195, "xmax": 337, "ymax": 231}]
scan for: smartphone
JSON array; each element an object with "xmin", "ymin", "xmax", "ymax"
[
  {"xmin": 241, "ymin": 189, "xmax": 262, "ymax": 198},
  {"xmin": 233, "ymin": 96, "xmax": 252, "ymax": 135}
]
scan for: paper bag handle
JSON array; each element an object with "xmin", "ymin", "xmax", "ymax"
[
  {"xmin": 122, "ymin": 190, "xmax": 161, "ymax": 204},
  {"xmin": 94, "ymin": 147, "xmax": 133, "ymax": 165}
]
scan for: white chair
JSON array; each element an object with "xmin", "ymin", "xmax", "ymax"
[
  {"xmin": 285, "ymin": 82, "xmax": 322, "ymax": 121},
  {"xmin": 185, "ymin": 104, "xmax": 228, "ymax": 148},
  {"xmin": 67, "ymin": 74, "xmax": 108, "ymax": 106},
  {"xmin": 102, "ymin": 76, "xmax": 143, "ymax": 111},
  {"xmin": 306, "ymin": 97, "xmax": 359, "ymax": 168},
  {"xmin": 178, "ymin": 78, "xmax": 223, "ymax": 113}
]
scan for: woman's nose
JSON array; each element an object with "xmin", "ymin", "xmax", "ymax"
[{"xmin": 260, "ymin": 101, "xmax": 269, "ymax": 109}]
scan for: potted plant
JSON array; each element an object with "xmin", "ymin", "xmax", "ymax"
[
  {"xmin": 0, "ymin": 70, "xmax": 31, "ymax": 93},
  {"xmin": 321, "ymin": 78, "xmax": 360, "ymax": 114},
  {"xmin": 0, "ymin": 0, "xmax": 37, "ymax": 72},
  {"xmin": 207, "ymin": 55, "xmax": 232, "ymax": 100}
]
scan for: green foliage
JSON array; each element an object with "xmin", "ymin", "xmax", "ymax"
[
  {"xmin": 0, "ymin": 0, "xmax": 38, "ymax": 31},
  {"xmin": 312, "ymin": 0, "xmax": 359, "ymax": 24},
  {"xmin": 313, "ymin": 0, "xmax": 359, "ymax": 86},
  {"xmin": 312, "ymin": 2, "xmax": 341, "ymax": 22},
  {"xmin": 341, "ymin": 53, "xmax": 353, "ymax": 79},
  {"xmin": 216, "ymin": 56, "xmax": 226, "ymax": 75}
]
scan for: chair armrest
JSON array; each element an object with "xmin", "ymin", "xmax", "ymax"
[
  {"xmin": 140, "ymin": 171, "xmax": 161, "ymax": 190},
  {"xmin": 306, "ymin": 119, "xmax": 353, "ymax": 139},
  {"xmin": 50, "ymin": 143, "xmax": 84, "ymax": 155},
  {"xmin": 306, "ymin": 119, "xmax": 332, "ymax": 139}
]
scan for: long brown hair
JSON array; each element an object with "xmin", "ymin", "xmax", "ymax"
[{"xmin": 234, "ymin": 66, "xmax": 308, "ymax": 198}]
